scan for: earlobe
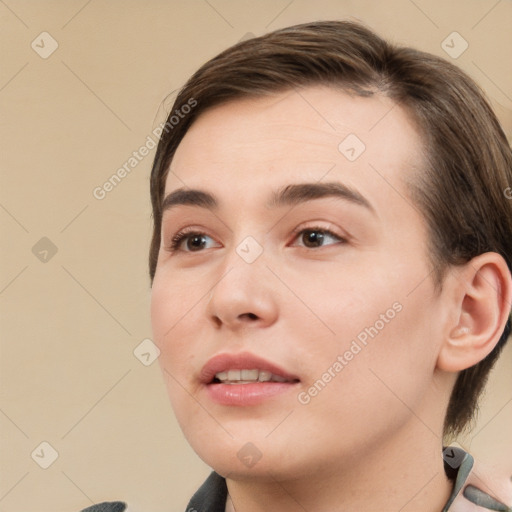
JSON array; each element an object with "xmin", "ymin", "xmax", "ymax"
[{"xmin": 437, "ymin": 253, "xmax": 512, "ymax": 373}]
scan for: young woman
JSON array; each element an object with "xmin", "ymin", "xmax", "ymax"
[{"xmin": 82, "ymin": 20, "xmax": 512, "ymax": 512}]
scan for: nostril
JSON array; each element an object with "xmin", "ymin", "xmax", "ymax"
[{"xmin": 240, "ymin": 312, "xmax": 258, "ymax": 320}]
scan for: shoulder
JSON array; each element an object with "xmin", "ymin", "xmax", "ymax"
[
  {"xmin": 464, "ymin": 457, "xmax": 512, "ymax": 509},
  {"xmin": 79, "ymin": 502, "xmax": 128, "ymax": 512}
]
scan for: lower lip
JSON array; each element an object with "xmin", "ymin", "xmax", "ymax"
[{"xmin": 205, "ymin": 382, "xmax": 299, "ymax": 406}]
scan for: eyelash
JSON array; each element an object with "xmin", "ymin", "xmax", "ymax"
[
  {"xmin": 167, "ymin": 225, "xmax": 347, "ymax": 253},
  {"xmin": 168, "ymin": 228, "xmax": 211, "ymax": 252}
]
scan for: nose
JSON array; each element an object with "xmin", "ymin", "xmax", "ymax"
[{"xmin": 206, "ymin": 249, "xmax": 279, "ymax": 330}]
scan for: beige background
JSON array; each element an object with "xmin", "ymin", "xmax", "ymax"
[{"xmin": 0, "ymin": 1, "xmax": 511, "ymax": 511}]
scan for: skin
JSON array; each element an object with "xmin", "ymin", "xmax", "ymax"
[{"xmin": 150, "ymin": 86, "xmax": 510, "ymax": 511}]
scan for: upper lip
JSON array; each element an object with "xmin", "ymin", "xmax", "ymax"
[{"xmin": 200, "ymin": 352, "xmax": 300, "ymax": 384}]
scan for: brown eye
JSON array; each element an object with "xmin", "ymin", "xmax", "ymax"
[
  {"xmin": 302, "ymin": 230, "xmax": 325, "ymax": 247},
  {"xmin": 185, "ymin": 234, "xmax": 208, "ymax": 251},
  {"xmin": 169, "ymin": 231, "xmax": 218, "ymax": 252},
  {"xmin": 295, "ymin": 228, "xmax": 344, "ymax": 248}
]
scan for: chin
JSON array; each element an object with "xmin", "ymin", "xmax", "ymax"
[{"xmin": 190, "ymin": 435, "xmax": 313, "ymax": 483}]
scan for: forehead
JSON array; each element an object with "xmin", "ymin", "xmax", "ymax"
[{"xmin": 166, "ymin": 86, "xmax": 424, "ymax": 212}]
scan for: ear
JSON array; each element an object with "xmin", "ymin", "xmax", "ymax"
[{"xmin": 437, "ymin": 253, "xmax": 512, "ymax": 373}]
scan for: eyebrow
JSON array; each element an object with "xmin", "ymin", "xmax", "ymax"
[{"xmin": 161, "ymin": 181, "xmax": 375, "ymax": 214}]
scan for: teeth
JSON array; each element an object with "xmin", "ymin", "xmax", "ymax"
[
  {"xmin": 214, "ymin": 369, "xmax": 291, "ymax": 384},
  {"xmin": 258, "ymin": 370, "xmax": 272, "ymax": 382},
  {"xmin": 227, "ymin": 369, "xmax": 241, "ymax": 381},
  {"xmin": 241, "ymin": 369, "xmax": 259, "ymax": 380}
]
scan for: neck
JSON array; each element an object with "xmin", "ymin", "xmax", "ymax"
[{"xmin": 224, "ymin": 423, "xmax": 454, "ymax": 512}]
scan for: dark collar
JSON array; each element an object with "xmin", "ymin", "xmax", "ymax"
[{"xmin": 186, "ymin": 471, "xmax": 228, "ymax": 512}]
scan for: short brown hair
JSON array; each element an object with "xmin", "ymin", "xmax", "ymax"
[{"xmin": 148, "ymin": 20, "xmax": 512, "ymax": 440}]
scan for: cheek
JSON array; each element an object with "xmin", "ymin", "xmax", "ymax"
[
  {"xmin": 298, "ymin": 298, "xmax": 437, "ymax": 442},
  {"xmin": 150, "ymin": 278, "xmax": 175, "ymax": 351},
  {"xmin": 294, "ymin": 264, "xmax": 401, "ymax": 345},
  {"xmin": 301, "ymin": 265, "xmax": 437, "ymax": 390},
  {"xmin": 150, "ymin": 275, "xmax": 201, "ymax": 370},
  {"xmin": 151, "ymin": 278, "xmax": 206, "ymax": 425}
]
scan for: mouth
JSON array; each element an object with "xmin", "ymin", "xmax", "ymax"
[{"xmin": 200, "ymin": 352, "xmax": 300, "ymax": 406}]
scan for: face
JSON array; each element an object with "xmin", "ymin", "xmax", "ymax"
[{"xmin": 151, "ymin": 86, "xmax": 449, "ymax": 481}]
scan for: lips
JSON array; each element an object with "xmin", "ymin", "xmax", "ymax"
[{"xmin": 200, "ymin": 352, "xmax": 300, "ymax": 406}]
